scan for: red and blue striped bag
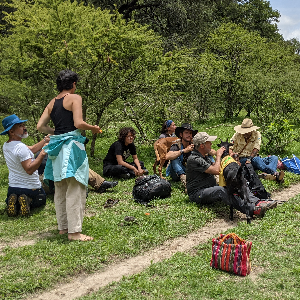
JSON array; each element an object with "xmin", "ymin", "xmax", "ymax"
[{"xmin": 210, "ymin": 233, "xmax": 252, "ymax": 276}]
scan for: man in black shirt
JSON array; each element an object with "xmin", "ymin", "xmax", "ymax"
[
  {"xmin": 186, "ymin": 132, "xmax": 274, "ymax": 217},
  {"xmin": 103, "ymin": 127, "xmax": 148, "ymax": 179}
]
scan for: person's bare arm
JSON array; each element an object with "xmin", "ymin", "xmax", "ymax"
[
  {"xmin": 166, "ymin": 144, "xmax": 194, "ymax": 160},
  {"xmin": 21, "ymin": 150, "xmax": 47, "ymax": 175},
  {"xmin": 28, "ymin": 135, "xmax": 50, "ymax": 154},
  {"xmin": 71, "ymin": 95, "xmax": 101, "ymax": 134},
  {"xmin": 205, "ymin": 147, "xmax": 225, "ymax": 175},
  {"xmin": 37, "ymin": 106, "xmax": 55, "ymax": 135},
  {"xmin": 132, "ymin": 154, "xmax": 144, "ymax": 176}
]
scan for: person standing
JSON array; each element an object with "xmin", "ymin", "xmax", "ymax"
[{"xmin": 37, "ymin": 69, "xmax": 101, "ymax": 241}]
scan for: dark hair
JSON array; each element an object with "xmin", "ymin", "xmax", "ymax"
[
  {"xmin": 56, "ymin": 69, "xmax": 79, "ymax": 92},
  {"xmin": 118, "ymin": 127, "xmax": 136, "ymax": 142},
  {"xmin": 160, "ymin": 120, "xmax": 173, "ymax": 134}
]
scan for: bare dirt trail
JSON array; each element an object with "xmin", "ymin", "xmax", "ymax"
[{"xmin": 29, "ymin": 183, "xmax": 300, "ymax": 300}]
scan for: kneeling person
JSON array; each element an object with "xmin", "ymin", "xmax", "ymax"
[{"xmin": 1, "ymin": 115, "xmax": 47, "ymax": 217}]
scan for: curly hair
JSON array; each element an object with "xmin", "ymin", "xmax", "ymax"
[
  {"xmin": 56, "ymin": 69, "xmax": 79, "ymax": 92},
  {"xmin": 118, "ymin": 127, "xmax": 136, "ymax": 142}
]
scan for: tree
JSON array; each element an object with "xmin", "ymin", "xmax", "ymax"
[{"xmin": 0, "ymin": 0, "xmax": 185, "ymax": 154}]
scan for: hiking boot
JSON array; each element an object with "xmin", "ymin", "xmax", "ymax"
[
  {"xmin": 275, "ymin": 170, "xmax": 285, "ymax": 184},
  {"xmin": 96, "ymin": 181, "xmax": 118, "ymax": 193},
  {"xmin": 7, "ymin": 194, "xmax": 18, "ymax": 217},
  {"xmin": 18, "ymin": 194, "xmax": 32, "ymax": 217},
  {"xmin": 120, "ymin": 173, "xmax": 131, "ymax": 179},
  {"xmin": 258, "ymin": 173, "xmax": 276, "ymax": 181},
  {"xmin": 253, "ymin": 202, "xmax": 267, "ymax": 217}
]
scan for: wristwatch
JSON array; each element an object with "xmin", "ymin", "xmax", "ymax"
[{"xmin": 180, "ymin": 149, "xmax": 184, "ymax": 155}]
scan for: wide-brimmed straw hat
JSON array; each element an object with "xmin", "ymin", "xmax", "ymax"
[
  {"xmin": 175, "ymin": 123, "xmax": 198, "ymax": 138},
  {"xmin": 1, "ymin": 114, "xmax": 27, "ymax": 135},
  {"xmin": 234, "ymin": 118, "xmax": 259, "ymax": 134}
]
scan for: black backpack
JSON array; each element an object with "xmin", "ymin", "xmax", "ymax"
[
  {"xmin": 132, "ymin": 175, "xmax": 171, "ymax": 204},
  {"xmin": 243, "ymin": 163, "xmax": 271, "ymax": 200}
]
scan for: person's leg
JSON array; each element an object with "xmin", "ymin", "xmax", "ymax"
[
  {"xmin": 239, "ymin": 157, "xmax": 248, "ymax": 166},
  {"xmin": 88, "ymin": 168, "xmax": 105, "ymax": 190},
  {"xmin": 190, "ymin": 186, "xmax": 231, "ymax": 205},
  {"xmin": 252, "ymin": 156, "xmax": 278, "ymax": 174},
  {"xmin": 103, "ymin": 164, "xmax": 131, "ymax": 178},
  {"xmin": 65, "ymin": 177, "xmax": 92, "ymax": 241},
  {"xmin": 54, "ymin": 179, "xmax": 68, "ymax": 234},
  {"xmin": 166, "ymin": 158, "xmax": 185, "ymax": 181}
]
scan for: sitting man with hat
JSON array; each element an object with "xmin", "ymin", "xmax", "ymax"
[
  {"xmin": 186, "ymin": 132, "xmax": 275, "ymax": 217},
  {"xmin": 231, "ymin": 118, "xmax": 284, "ymax": 183},
  {"xmin": 1, "ymin": 114, "xmax": 48, "ymax": 217},
  {"xmin": 165, "ymin": 123, "xmax": 197, "ymax": 189}
]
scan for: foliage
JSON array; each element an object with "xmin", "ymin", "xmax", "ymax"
[{"xmin": 0, "ymin": 0, "xmax": 186, "ymax": 153}]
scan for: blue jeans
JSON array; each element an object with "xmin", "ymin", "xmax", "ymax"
[
  {"xmin": 240, "ymin": 156, "xmax": 278, "ymax": 174},
  {"xmin": 166, "ymin": 157, "xmax": 185, "ymax": 181},
  {"xmin": 6, "ymin": 186, "xmax": 46, "ymax": 208}
]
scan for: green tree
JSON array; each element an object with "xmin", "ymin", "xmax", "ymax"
[{"xmin": 0, "ymin": 0, "xmax": 184, "ymax": 154}]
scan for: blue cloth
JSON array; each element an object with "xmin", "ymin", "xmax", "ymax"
[
  {"xmin": 43, "ymin": 130, "xmax": 89, "ymax": 186},
  {"xmin": 166, "ymin": 120, "xmax": 173, "ymax": 128},
  {"xmin": 240, "ymin": 155, "xmax": 278, "ymax": 174},
  {"xmin": 166, "ymin": 143, "xmax": 185, "ymax": 181}
]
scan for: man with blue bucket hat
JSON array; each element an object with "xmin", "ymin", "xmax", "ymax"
[{"xmin": 1, "ymin": 114, "xmax": 48, "ymax": 216}]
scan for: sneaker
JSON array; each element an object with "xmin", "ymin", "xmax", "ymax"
[
  {"xmin": 120, "ymin": 173, "xmax": 131, "ymax": 179},
  {"xmin": 97, "ymin": 181, "xmax": 118, "ymax": 193},
  {"xmin": 18, "ymin": 194, "xmax": 32, "ymax": 217},
  {"xmin": 257, "ymin": 200, "xmax": 278, "ymax": 210},
  {"xmin": 7, "ymin": 194, "xmax": 18, "ymax": 217},
  {"xmin": 253, "ymin": 202, "xmax": 267, "ymax": 217}
]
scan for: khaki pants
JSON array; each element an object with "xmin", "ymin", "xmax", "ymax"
[
  {"xmin": 88, "ymin": 168, "xmax": 105, "ymax": 190},
  {"xmin": 54, "ymin": 177, "xmax": 86, "ymax": 233}
]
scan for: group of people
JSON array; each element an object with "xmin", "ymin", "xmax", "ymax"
[{"xmin": 1, "ymin": 69, "xmax": 284, "ymax": 241}]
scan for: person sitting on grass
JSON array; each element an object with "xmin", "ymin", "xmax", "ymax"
[
  {"xmin": 159, "ymin": 120, "xmax": 177, "ymax": 139},
  {"xmin": 1, "ymin": 114, "xmax": 48, "ymax": 217},
  {"xmin": 231, "ymin": 118, "xmax": 284, "ymax": 183},
  {"xmin": 103, "ymin": 127, "xmax": 149, "ymax": 179}
]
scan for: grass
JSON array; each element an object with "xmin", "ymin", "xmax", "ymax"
[
  {"xmin": 0, "ymin": 117, "xmax": 300, "ymax": 299},
  {"xmin": 79, "ymin": 194, "xmax": 300, "ymax": 300}
]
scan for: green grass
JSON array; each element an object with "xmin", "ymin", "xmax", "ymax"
[
  {"xmin": 79, "ymin": 195, "xmax": 300, "ymax": 300},
  {"xmin": 0, "ymin": 118, "xmax": 300, "ymax": 299}
]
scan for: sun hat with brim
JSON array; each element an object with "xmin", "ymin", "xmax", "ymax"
[
  {"xmin": 234, "ymin": 118, "xmax": 259, "ymax": 134},
  {"xmin": 1, "ymin": 114, "xmax": 27, "ymax": 135},
  {"xmin": 175, "ymin": 123, "xmax": 198, "ymax": 138},
  {"xmin": 193, "ymin": 132, "xmax": 217, "ymax": 145}
]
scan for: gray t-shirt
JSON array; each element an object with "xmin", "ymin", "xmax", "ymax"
[{"xmin": 186, "ymin": 149, "xmax": 216, "ymax": 196}]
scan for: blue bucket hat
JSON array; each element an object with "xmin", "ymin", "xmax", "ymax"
[{"xmin": 1, "ymin": 114, "xmax": 27, "ymax": 135}]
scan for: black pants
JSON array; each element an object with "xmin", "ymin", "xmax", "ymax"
[
  {"xmin": 103, "ymin": 161, "xmax": 145, "ymax": 178},
  {"xmin": 6, "ymin": 186, "xmax": 46, "ymax": 209},
  {"xmin": 189, "ymin": 186, "xmax": 259, "ymax": 215}
]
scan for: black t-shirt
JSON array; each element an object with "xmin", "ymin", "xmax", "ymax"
[
  {"xmin": 186, "ymin": 149, "xmax": 216, "ymax": 195},
  {"xmin": 169, "ymin": 143, "xmax": 191, "ymax": 167},
  {"xmin": 103, "ymin": 140, "xmax": 137, "ymax": 166}
]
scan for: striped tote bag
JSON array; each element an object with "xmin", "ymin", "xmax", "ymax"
[{"xmin": 210, "ymin": 233, "xmax": 252, "ymax": 276}]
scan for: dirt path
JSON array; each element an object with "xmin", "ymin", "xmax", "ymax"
[{"xmin": 29, "ymin": 183, "xmax": 300, "ymax": 300}]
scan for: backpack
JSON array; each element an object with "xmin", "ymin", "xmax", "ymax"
[
  {"xmin": 243, "ymin": 163, "xmax": 270, "ymax": 200},
  {"xmin": 132, "ymin": 175, "xmax": 171, "ymax": 204}
]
